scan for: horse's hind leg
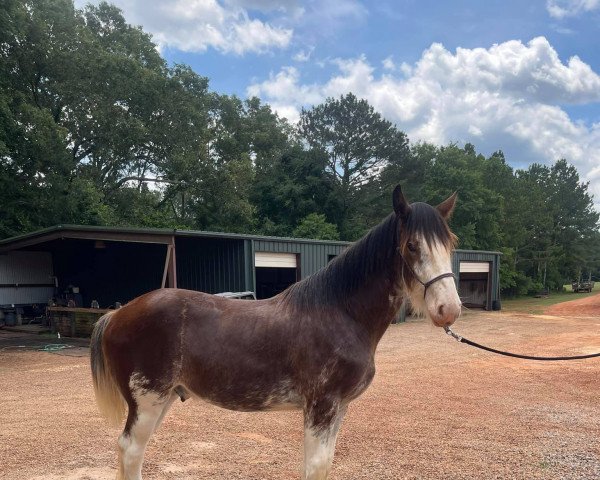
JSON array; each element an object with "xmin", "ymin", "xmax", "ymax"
[{"xmin": 117, "ymin": 390, "xmax": 176, "ymax": 480}]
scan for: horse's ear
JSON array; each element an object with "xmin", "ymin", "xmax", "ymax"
[
  {"xmin": 437, "ymin": 192, "xmax": 457, "ymax": 220},
  {"xmin": 392, "ymin": 185, "xmax": 411, "ymax": 219}
]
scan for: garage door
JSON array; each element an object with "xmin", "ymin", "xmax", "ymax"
[
  {"xmin": 460, "ymin": 262, "xmax": 490, "ymax": 273},
  {"xmin": 255, "ymin": 252, "xmax": 297, "ymax": 268}
]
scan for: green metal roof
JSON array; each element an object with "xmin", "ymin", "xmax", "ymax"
[
  {"xmin": 0, "ymin": 224, "xmax": 351, "ymax": 250},
  {"xmin": 454, "ymin": 249, "xmax": 502, "ymax": 255},
  {"xmin": 0, "ymin": 224, "xmax": 503, "ymax": 254}
]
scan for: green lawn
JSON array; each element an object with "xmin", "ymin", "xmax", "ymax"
[{"xmin": 501, "ymin": 283, "xmax": 599, "ymax": 315}]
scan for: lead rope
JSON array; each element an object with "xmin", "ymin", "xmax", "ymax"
[{"xmin": 444, "ymin": 326, "xmax": 600, "ymax": 361}]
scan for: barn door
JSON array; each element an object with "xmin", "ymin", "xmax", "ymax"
[{"xmin": 459, "ymin": 262, "xmax": 491, "ymax": 309}]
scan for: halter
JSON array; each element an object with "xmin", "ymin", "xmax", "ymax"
[
  {"xmin": 400, "ymin": 254, "xmax": 456, "ymax": 298},
  {"xmin": 393, "ymin": 213, "xmax": 456, "ymax": 298}
]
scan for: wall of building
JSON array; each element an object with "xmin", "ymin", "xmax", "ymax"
[
  {"xmin": 176, "ymin": 237, "xmax": 248, "ymax": 294},
  {"xmin": 0, "ymin": 251, "xmax": 54, "ymax": 305},
  {"xmin": 252, "ymin": 240, "xmax": 347, "ymax": 279}
]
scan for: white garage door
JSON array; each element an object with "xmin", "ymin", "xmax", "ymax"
[
  {"xmin": 460, "ymin": 261, "xmax": 490, "ymax": 273},
  {"xmin": 255, "ymin": 252, "xmax": 297, "ymax": 268}
]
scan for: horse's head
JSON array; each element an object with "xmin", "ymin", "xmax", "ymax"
[{"xmin": 393, "ymin": 185, "xmax": 461, "ymax": 327}]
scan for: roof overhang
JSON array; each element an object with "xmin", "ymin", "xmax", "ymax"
[
  {"xmin": 0, "ymin": 224, "xmax": 351, "ymax": 253},
  {"xmin": 0, "ymin": 225, "xmax": 176, "ymax": 253}
]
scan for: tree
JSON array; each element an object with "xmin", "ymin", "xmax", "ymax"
[
  {"xmin": 421, "ymin": 143, "xmax": 503, "ymax": 250},
  {"xmin": 293, "ymin": 213, "xmax": 340, "ymax": 241},
  {"xmin": 515, "ymin": 160, "xmax": 599, "ymax": 290},
  {"xmin": 299, "ymin": 93, "xmax": 409, "ymax": 239},
  {"xmin": 252, "ymin": 146, "xmax": 337, "ymax": 236},
  {"xmin": 0, "ymin": 0, "xmax": 214, "ymax": 235}
]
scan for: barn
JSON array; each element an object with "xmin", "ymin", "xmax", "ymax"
[
  {"xmin": 453, "ymin": 249, "xmax": 502, "ymax": 310},
  {"xmin": 0, "ymin": 225, "xmax": 346, "ymax": 309},
  {"xmin": 0, "ymin": 225, "xmax": 501, "ymax": 330}
]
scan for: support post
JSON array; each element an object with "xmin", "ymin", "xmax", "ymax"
[
  {"xmin": 161, "ymin": 237, "xmax": 177, "ymax": 289},
  {"xmin": 167, "ymin": 236, "xmax": 177, "ymax": 288},
  {"xmin": 161, "ymin": 245, "xmax": 172, "ymax": 289}
]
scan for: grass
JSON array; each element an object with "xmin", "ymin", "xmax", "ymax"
[{"xmin": 501, "ymin": 283, "xmax": 599, "ymax": 315}]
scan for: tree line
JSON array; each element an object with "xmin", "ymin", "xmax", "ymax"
[{"xmin": 1, "ymin": 0, "xmax": 599, "ymax": 295}]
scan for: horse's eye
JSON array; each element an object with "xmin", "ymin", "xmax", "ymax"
[{"xmin": 407, "ymin": 242, "xmax": 417, "ymax": 252}]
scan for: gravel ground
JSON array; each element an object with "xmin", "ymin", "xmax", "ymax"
[
  {"xmin": 1, "ymin": 308, "xmax": 599, "ymax": 479},
  {"xmin": 545, "ymin": 293, "xmax": 600, "ymax": 317}
]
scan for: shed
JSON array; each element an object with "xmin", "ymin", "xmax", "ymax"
[
  {"xmin": 452, "ymin": 249, "xmax": 502, "ymax": 310},
  {"xmin": 0, "ymin": 225, "xmax": 501, "ymax": 313},
  {"xmin": 0, "ymin": 225, "xmax": 348, "ymax": 309}
]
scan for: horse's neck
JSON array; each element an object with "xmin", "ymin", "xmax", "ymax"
[
  {"xmin": 328, "ymin": 228, "xmax": 403, "ymax": 345},
  {"xmin": 344, "ymin": 264, "xmax": 403, "ymax": 348},
  {"xmin": 283, "ymin": 214, "xmax": 402, "ymax": 347}
]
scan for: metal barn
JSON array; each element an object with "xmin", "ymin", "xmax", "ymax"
[
  {"xmin": 0, "ymin": 225, "xmax": 348, "ymax": 310},
  {"xmin": 0, "ymin": 225, "xmax": 501, "ymax": 329}
]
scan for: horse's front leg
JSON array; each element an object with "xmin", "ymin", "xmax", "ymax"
[{"xmin": 303, "ymin": 400, "xmax": 348, "ymax": 480}]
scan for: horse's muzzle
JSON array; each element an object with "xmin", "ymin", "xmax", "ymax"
[{"xmin": 431, "ymin": 301, "xmax": 461, "ymax": 327}]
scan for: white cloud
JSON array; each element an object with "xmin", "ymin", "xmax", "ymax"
[
  {"xmin": 292, "ymin": 47, "xmax": 314, "ymax": 62},
  {"xmin": 77, "ymin": 0, "xmax": 292, "ymax": 54},
  {"xmin": 224, "ymin": 0, "xmax": 300, "ymax": 12},
  {"xmin": 382, "ymin": 56, "xmax": 395, "ymax": 71},
  {"xmin": 247, "ymin": 37, "xmax": 600, "ymax": 207},
  {"xmin": 547, "ymin": 0, "xmax": 600, "ymax": 18}
]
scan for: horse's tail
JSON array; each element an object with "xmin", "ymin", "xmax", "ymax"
[{"xmin": 90, "ymin": 312, "xmax": 126, "ymax": 427}]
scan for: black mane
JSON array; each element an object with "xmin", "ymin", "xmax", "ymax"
[{"xmin": 282, "ymin": 202, "xmax": 455, "ymax": 309}]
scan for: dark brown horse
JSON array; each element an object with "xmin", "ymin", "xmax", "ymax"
[{"xmin": 91, "ymin": 186, "xmax": 461, "ymax": 480}]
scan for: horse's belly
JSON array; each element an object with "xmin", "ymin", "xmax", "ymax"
[{"xmin": 181, "ymin": 376, "xmax": 303, "ymax": 412}]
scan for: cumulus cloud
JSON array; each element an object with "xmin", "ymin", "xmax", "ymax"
[
  {"xmin": 292, "ymin": 47, "xmax": 314, "ymax": 62},
  {"xmin": 78, "ymin": 0, "xmax": 292, "ymax": 54},
  {"xmin": 382, "ymin": 56, "xmax": 395, "ymax": 71},
  {"xmin": 247, "ymin": 37, "xmax": 600, "ymax": 206},
  {"xmin": 547, "ymin": 0, "xmax": 600, "ymax": 18},
  {"xmin": 224, "ymin": 0, "xmax": 300, "ymax": 12}
]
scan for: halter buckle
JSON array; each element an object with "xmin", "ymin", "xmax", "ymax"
[{"xmin": 444, "ymin": 326, "xmax": 463, "ymax": 342}]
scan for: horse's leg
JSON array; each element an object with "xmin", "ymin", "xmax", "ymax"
[
  {"xmin": 303, "ymin": 401, "xmax": 348, "ymax": 480},
  {"xmin": 117, "ymin": 390, "xmax": 175, "ymax": 480},
  {"xmin": 154, "ymin": 391, "xmax": 178, "ymax": 430}
]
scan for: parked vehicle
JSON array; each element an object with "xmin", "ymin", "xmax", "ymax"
[
  {"xmin": 214, "ymin": 291, "xmax": 256, "ymax": 300},
  {"xmin": 572, "ymin": 280, "xmax": 594, "ymax": 293}
]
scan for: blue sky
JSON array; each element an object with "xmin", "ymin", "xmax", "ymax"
[{"xmin": 77, "ymin": 0, "xmax": 600, "ymax": 206}]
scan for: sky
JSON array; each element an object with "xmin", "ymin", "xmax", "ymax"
[{"xmin": 76, "ymin": 0, "xmax": 600, "ymax": 208}]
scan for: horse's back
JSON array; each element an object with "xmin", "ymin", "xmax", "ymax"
[{"xmin": 101, "ymin": 289, "xmax": 220, "ymax": 395}]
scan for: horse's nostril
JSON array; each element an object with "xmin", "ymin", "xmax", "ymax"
[{"xmin": 437, "ymin": 304, "xmax": 444, "ymax": 317}]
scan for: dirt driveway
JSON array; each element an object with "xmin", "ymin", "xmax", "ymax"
[
  {"xmin": 545, "ymin": 292, "xmax": 600, "ymax": 316},
  {"xmin": 1, "ymin": 308, "xmax": 599, "ymax": 479}
]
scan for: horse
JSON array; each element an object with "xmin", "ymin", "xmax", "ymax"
[{"xmin": 90, "ymin": 185, "xmax": 462, "ymax": 480}]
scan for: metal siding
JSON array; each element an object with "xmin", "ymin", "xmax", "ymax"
[
  {"xmin": 254, "ymin": 240, "xmax": 347, "ymax": 279},
  {"xmin": 243, "ymin": 240, "xmax": 254, "ymax": 292},
  {"xmin": 452, "ymin": 250, "xmax": 501, "ymax": 306},
  {"xmin": 0, "ymin": 287, "xmax": 55, "ymax": 305},
  {"xmin": 176, "ymin": 237, "xmax": 246, "ymax": 294},
  {"xmin": 0, "ymin": 250, "xmax": 54, "ymax": 305},
  {"xmin": 0, "ymin": 251, "xmax": 53, "ymax": 284}
]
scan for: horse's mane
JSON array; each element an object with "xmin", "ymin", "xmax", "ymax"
[{"xmin": 281, "ymin": 203, "xmax": 455, "ymax": 309}]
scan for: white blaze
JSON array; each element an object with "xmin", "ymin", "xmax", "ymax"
[{"xmin": 406, "ymin": 237, "xmax": 461, "ymax": 327}]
